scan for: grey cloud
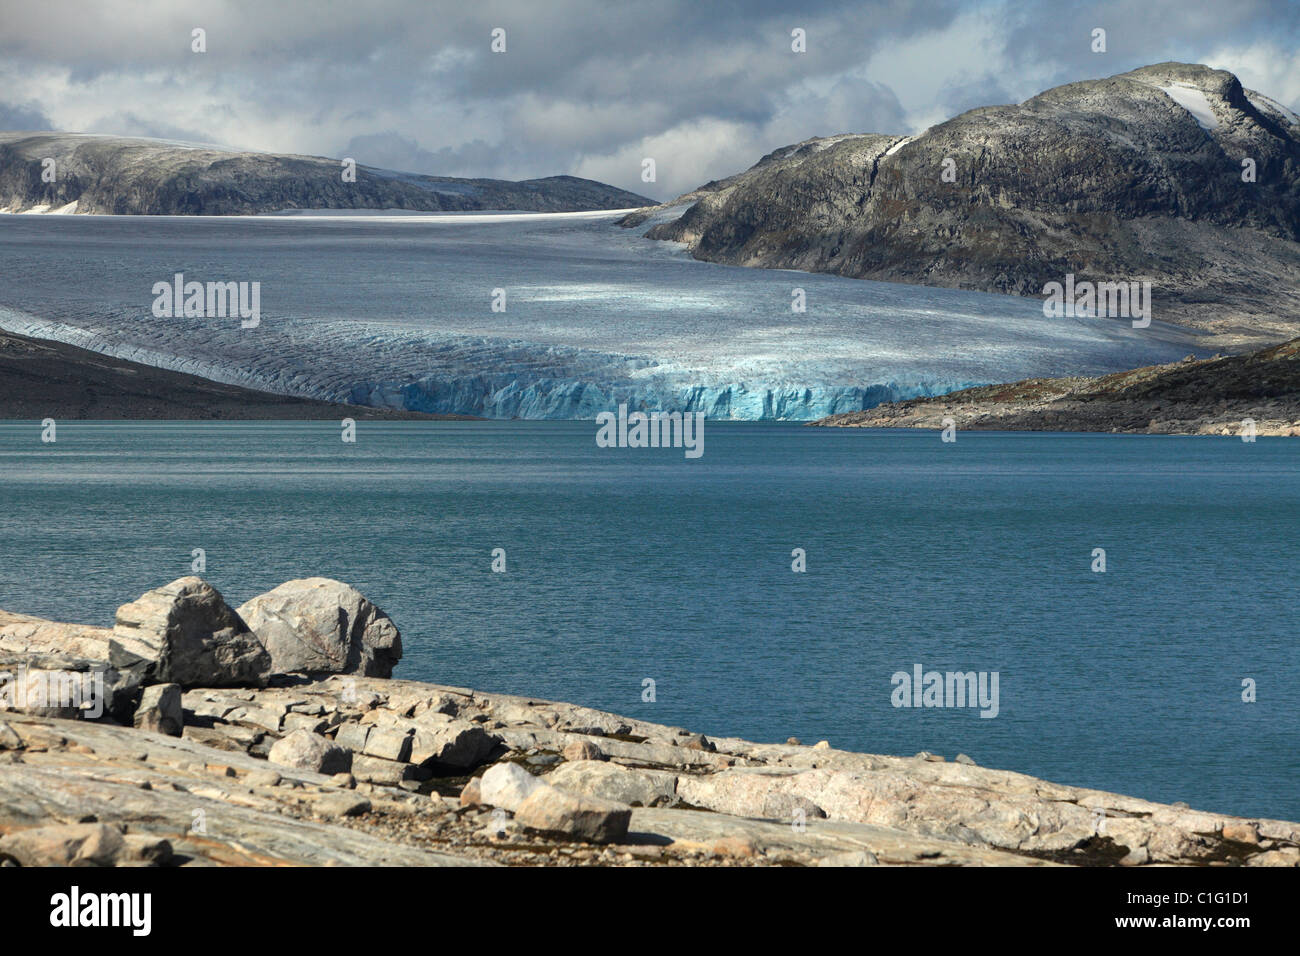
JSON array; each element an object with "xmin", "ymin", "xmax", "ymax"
[
  {"xmin": 340, "ymin": 133, "xmax": 515, "ymax": 180},
  {"xmin": 0, "ymin": 0, "xmax": 1296, "ymax": 197},
  {"xmin": 85, "ymin": 112, "xmax": 228, "ymax": 148},
  {"xmin": 0, "ymin": 100, "xmax": 54, "ymax": 131}
]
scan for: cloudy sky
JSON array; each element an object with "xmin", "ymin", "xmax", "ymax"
[{"xmin": 1, "ymin": 0, "xmax": 1297, "ymax": 200}]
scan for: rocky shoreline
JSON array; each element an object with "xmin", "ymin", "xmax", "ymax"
[
  {"xmin": 2, "ymin": 577, "xmax": 1296, "ymax": 867},
  {"xmin": 813, "ymin": 337, "xmax": 1300, "ymax": 436}
]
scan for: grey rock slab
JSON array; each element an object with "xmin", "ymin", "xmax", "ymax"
[
  {"xmin": 819, "ymin": 850, "xmax": 880, "ymax": 866},
  {"xmin": 350, "ymin": 754, "xmax": 412, "ymax": 787},
  {"xmin": 627, "ymin": 808, "xmax": 1054, "ymax": 866},
  {"xmin": 181, "ymin": 723, "xmax": 262, "ymax": 753},
  {"xmin": 315, "ymin": 792, "xmax": 372, "ymax": 818},
  {"xmin": 333, "ymin": 722, "xmax": 371, "ymax": 752},
  {"xmin": 281, "ymin": 712, "xmax": 329, "ymax": 734},
  {"xmin": 548, "ymin": 760, "xmax": 675, "ymax": 808},
  {"xmin": 0, "ymin": 762, "xmax": 480, "ymax": 866},
  {"xmin": 224, "ymin": 705, "xmax": 285, "ymax": 734},
  {"xmin": 359, "ymin": 726, "xmax": 412, "ymax": 762}
]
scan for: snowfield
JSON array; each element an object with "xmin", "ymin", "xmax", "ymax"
[
  {"xmin": 0, "ymin": 211, "xmax": 1204, "ymax": 419},
  {"xmin": 1159, "ymin": 84, "xmax": 1221, "ymax": 130}
]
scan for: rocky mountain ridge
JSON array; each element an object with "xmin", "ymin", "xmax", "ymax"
[
  {"xmin": 626, "ymin": 63, "xmax": 1300, "ymax": 349},
  {"xmin": 0, "ymin": 132, "xmax": 652, "ymax": 215}
]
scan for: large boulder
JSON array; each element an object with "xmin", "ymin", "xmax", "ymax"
[
  {"xmin": 409, "ymin": 723, "xmax": 498, "ymax": 770},
  {"xmin": 0, "ymin": 823, "xmax": 127, "ymax": 866},
  {"xmin": 478, "ymin": 761, "xmax": 548, "ymax": 812},
  {"xmin": 513, "ymin": 785, "xmax": 632, "ymax": 844},
  {"xmin": 268, "ymin": 729, "xmax": 352, "ymax": 774},
  {"xmin": 110, "ymin": 577, "xmax": 270, "ymax": 688},
  {"xmin": 237, "ymin": 578, "xmax": 402, "ymax": 678}
]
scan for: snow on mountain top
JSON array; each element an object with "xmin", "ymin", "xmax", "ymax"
[
  {"xmin": 1247, "ymin": 92, "xmax": 1300, "ymax": 127},
  {"xmin": 1159, "ymin": 85, "xmax": 1220, "ymax": 130}
]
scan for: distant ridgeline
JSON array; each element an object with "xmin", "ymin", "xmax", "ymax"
[{"xmin": 0, "ymin": 132, "xmax": 653, "ymax": 215}]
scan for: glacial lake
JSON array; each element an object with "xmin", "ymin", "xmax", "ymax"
[{"xmin": 1, "ymin": 420, "xmax": 1296, "ymax": 821}]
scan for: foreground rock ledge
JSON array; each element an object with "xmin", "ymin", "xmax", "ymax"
[
  {"xmin": 1, "ymin": 586, "xmax": 1296, "ymax": 867},
  {"xmin": 1, "ymin": 674, "xmax": 1297, "ymax": 867}
]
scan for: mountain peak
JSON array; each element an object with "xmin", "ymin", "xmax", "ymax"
[{"xmin": 630, "ymin": 63, "xmax": 1300, "ymax": 350}]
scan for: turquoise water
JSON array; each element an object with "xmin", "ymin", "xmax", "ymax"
[{"xmin": 1, "ymin": 420, "xmax": 1296, "ymax": 821}]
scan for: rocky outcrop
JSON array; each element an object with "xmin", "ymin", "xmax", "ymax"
[
  {"xmin": 1, "ymin": 582, "xmax": 1297, "ymax": 867},
  {"xmin": 0, "ymin": 714, "xmax": 477, "ymax": 866},
  {"xmin": 237, "ymin": 578, "xmax": 402, "ymax": 678},
  {"xmin": 813, "ymin": 335, "xmax": 1300, "ymax": 435},
  {"xmin": 0, "ymin": 133, "xmax": 652, "ymax": 216},
  {"xmin": 629, "ymin": 63, "xmax": 1300, "ymax": 347},
  {"xmin": 110, "ymin": 577, "xmax": 271, "ymax": 688}
]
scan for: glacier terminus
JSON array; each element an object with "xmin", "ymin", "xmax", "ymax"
[{"xmin": 0, "ymin": 209, "xmax": 1204, "ymax": 420}]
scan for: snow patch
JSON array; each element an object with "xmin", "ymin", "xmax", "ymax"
[
  {"xmin": 884, "ymin": 136, "xmax": 914, "ymax": 157},
  {"xmin": 1159, "ymin": 85, "xmax": 1220, "ymax": 130},
  {"xmin": 1247, "ymin": 93, "xmax": 1300, "ymax": 127}
]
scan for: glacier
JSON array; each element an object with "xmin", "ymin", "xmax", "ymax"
[{"xmin": 0, "ymin": 209, "xmax": 1206, "ymax": 419}]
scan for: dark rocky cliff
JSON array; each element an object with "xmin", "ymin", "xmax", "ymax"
[{"xmin": 628, "ymin": 63, "xmax": 1300, "ymax": 343}]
